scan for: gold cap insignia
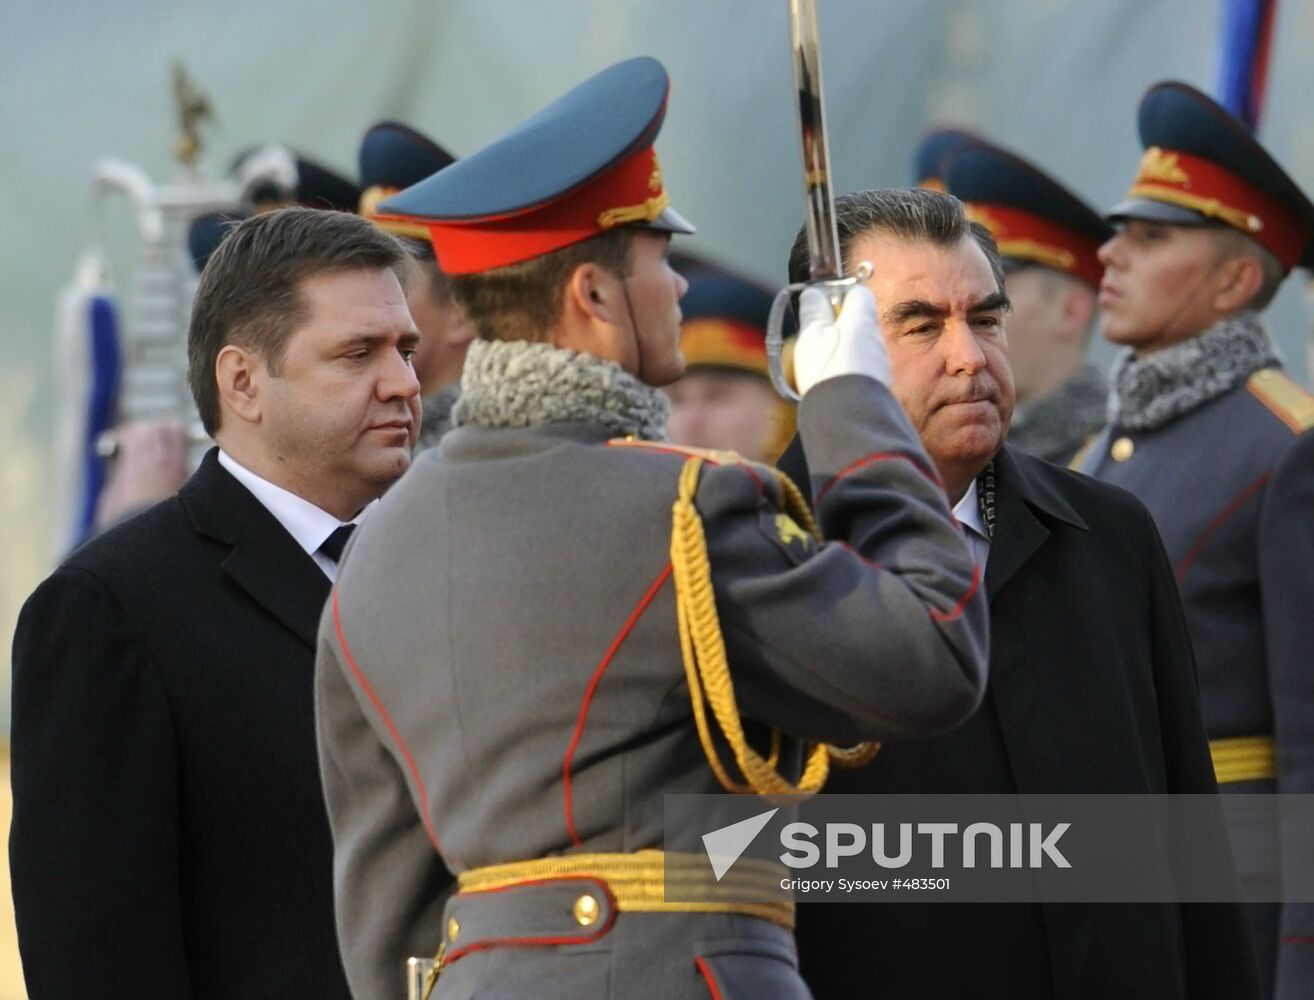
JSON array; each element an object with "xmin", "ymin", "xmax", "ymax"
[{"xmin": 1136, "ymin": 147, "xmax": 1190, "ymax": 186}]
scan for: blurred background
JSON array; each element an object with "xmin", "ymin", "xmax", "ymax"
[{"xmin": 2, "ymin": 0, "xmax": 1312, "ymax": 994}]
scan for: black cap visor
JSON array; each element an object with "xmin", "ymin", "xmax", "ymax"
[{"xmin": 640, "ymin": 204, "xmax": 696, "ymax": 236}]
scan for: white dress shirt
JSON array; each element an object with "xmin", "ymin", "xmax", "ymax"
[
  {"xmin": 952, "ymin": 478, "xmax": 991, "ymax": 569},
  {"xmin": 217, "ymin": 450, "xmax": 375, "ymax": 582}
]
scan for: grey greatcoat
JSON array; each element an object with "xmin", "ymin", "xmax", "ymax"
[
  {"xmin": 315, "ymin": 372, "xmax": 989, "ymax": 999},
  {"xmin": 1079, "ymin": 365, "xmax": 1314, "ymax": 999}
]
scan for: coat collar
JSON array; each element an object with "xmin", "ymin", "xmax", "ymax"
[
  {"xmin": 775, "ymin": 437, "xmax": 1087, "ymax": 602},
  {"xmin": 179, "ymin": 449, "xmax": 331, "ymax": 648},
  {"xmin": 985, "ymin": 445, "xmax": 1087, "ymax": 600}
]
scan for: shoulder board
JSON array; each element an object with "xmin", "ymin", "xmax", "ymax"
[
  {"xmin": 1246, "ymin": 368, "xmax": 1314, "ymax": 434},
  {"xmin": 606, "ymin": 438, "xmax": 746, "ymax": 466}
]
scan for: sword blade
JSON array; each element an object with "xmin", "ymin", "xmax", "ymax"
[{"xmin": 789, "ymin": 0, "xmax": 843, "ymax": 282}]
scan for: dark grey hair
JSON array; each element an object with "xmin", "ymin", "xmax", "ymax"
[{"xmin": 787, "ymin": 187, "xmax": 1006, "ymax": 292}]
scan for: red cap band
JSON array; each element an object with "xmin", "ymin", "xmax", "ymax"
[
  {"xmin": 378, "ymin": 146, "xmax": 668, "ymax": 275},
  {"xmin": 1127, "ymin": 146, "xmax": 1308, "ymax": 268},
  {"xmin": 966, "ymin": 202, "xmax": 1105, "ymax": 287}
]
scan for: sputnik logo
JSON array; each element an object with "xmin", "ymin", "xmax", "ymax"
[{"xmin": 701, "ymin": 808, "xmax": 779, "ymax": 881}]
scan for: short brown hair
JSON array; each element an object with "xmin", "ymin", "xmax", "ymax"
[
  {"xmin": 787, "ymin": 187, "xmax": 1006, "ymax": 292},
  {"xmin": 188, "ymin": 207, "xmax": 413, "ymax": 435},
  {"xmin": 449, "ymin": 228, "xmax": 635, "ymax": 343}
]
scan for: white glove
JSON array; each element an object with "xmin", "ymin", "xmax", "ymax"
[{"xmin": 793, "ymin": 283, "xmax": 891, "ymax": 396}]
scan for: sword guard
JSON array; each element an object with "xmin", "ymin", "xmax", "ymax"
[{"xmin": 765, "ymin": 261, "xmax": 873, "ymax": 402}]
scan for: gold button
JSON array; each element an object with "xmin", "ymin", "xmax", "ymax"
[
  {"xmin": 447, "ymin": 917, "xmax": 460, "ymax": 942},
  {"xmin": 573, "ymin": 893, "xmax": 600, "ymax": 927},
  {"xmin": 1111, "ymin": 437, "xmax": 1134, "ymax": 462}
]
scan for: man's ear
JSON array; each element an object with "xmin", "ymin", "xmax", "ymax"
[
  {"xmin": 564, "ymin": 261, "xmax": 626, "ymax": 326},
  {"xmin": 1213, "ymin": 255, "xmax": 1265, "ymax": 314},
  {"xmin": 215, "ymin": 344, "xmax": 264, "ymax": 425}
]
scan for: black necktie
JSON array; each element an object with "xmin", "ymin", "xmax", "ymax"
[{"xmin": 318, "ymin": 524, "xmax": 357, "ymax": 563}]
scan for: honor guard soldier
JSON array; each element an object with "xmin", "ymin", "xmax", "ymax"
[
  {"xmin": 943, "ymin": 140, "xmax": 1109, "ymax": 463},
  {"xmin": 664, "ymin": 268, "xmax": 797, "ymax": 463},
  {"xmin": 1078, "ymin": 81, "xmax": 1314, "ymax": 999},
  {"xmin": 358, "ymin": 121, "xmax": 472, "ymax": 448},
  {"xmin": 314, "ymin": 56, "xmax": 988, "ymax": 999}
]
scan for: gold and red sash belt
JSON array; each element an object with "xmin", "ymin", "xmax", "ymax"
[
  {"xmin": 414, "ymin": 851, "xmax": 793, "ymax": 998},
  {"xmin": 456, "ymin": 849, "xmax": 796, "ymax": 930},
  {"xmin": 1211, "ymin": 736, "xmax": 1276, "ymax": 785}
]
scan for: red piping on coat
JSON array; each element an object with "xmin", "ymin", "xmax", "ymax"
[
  {"xmin": 562, "ymin": 562, "xmax": 674, "ymax": 847},
  {"xmin": 1175, "ymin": 473, "xmax": 1269, "ymax": 583},
  {"xmin": 443, "ymin": 877, "xmax": 617, "ymax": 965},
  {"xmin": 332, "ymin": 589, "xmax": 451, "ymax": 863},
  {"xmin": 930, "ymin": 562, "xmax": 983, "ymax": 623},
  {"xmin": 695, "ymin": 956, "xmax": 726, "ymax": 999},
  {"xmin": 815, "ymin": 451, "xmax": 945, "ymax": 506}
]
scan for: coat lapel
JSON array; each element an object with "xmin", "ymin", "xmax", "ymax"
[
  {"xmin": 985, "ymin": 465, "xmax": 1049, "ymax": 601},
  {"xmin": 986, "ymin": 447, "xmax": 1087, "ymax": 601},
  {"xmin": 180, "ymin": 450, "xmax": 332, "ymax": 649}
]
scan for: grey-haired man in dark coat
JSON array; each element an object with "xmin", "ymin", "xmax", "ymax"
[{"xmin": 781, "ymin": 186, "xmax": 1258, "ymax": 1000}]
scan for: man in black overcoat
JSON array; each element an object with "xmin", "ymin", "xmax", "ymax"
[
  {"xmin": 780, "ymin": 187, "xmax": 1259, "ymax": 1000},
  {"xmin": 10, "ymin": 208, "xmax": 423, "ymax": 998}
]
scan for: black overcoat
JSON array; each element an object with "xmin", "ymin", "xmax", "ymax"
[
  {"xmin": 779, "ymin": 443, "xmax": 1259, "ymax": 1000},
  {"xmin": 10, "ymin": 450, "xmax": 352, "ymax": 999}
]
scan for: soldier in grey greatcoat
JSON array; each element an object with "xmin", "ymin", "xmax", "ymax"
[
  {"xmin": 314, "ymin": 57, "xmax": 989, "ymax": 999},
  {"xmin": 1078, "ymin": 80, "xmax": 1314, "ymax": 1000}
]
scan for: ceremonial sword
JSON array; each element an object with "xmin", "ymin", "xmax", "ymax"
[{"xmin": 766, "ymin": 0, "xmax": 872, "ymax": 402}]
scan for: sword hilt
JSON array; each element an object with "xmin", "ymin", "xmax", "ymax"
[{"xmin": 765, "ymin": 262, "xmax": 873, "ymax": 402}]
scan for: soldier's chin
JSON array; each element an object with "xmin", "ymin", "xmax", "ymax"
[
  {"xmin": 1098, "ymin": 314, "xmax": 1149, "ymax": 347},
  {"xmin": 642, "ymin": 352, "xmax": 686, "ymax": 388}
]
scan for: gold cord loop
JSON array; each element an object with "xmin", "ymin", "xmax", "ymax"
[{"xmin": 670, "ymin": 456, "xmax": 878, "ymax": 794}]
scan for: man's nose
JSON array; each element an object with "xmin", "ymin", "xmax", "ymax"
[
  {"xmin": 379, "ymin": 349, "xmax": 422, "ymax": 400},
  {"xmin": 1097, "ymin": 232, "xmax": 1123, "ymax": 269},
  {"xmin": 942, "ymin": 320, "xmax": 987, "ymax": 375},
  {"xmin": 674, "ymin": 269, "xmax": 690, "ymax": 300}
]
